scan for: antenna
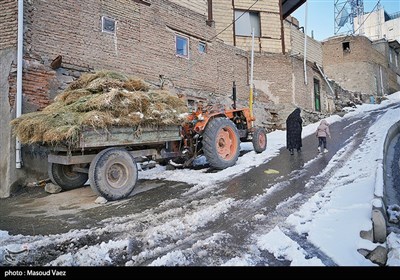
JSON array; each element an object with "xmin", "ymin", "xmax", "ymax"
[{"xmin": 334, "ymin": 0, "xmax": 364, "ymax": 35}]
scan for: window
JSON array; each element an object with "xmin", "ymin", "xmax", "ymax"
[
  {"xmin": 176, "ymin": 35, "xmax": 189, "ymax": 58},
  {"xmin": 198, "ymin": 42, "xmax": 206, "ymax": 53},
  {"xmin": 102, "ymin": 16, "xmax": 115, "ymax": 34},
  {"xmin": 234, "ymin": 11, "xmax": 260, "ymax": 37},
  {"xmin": 342, "ymin": 42, "xmax": 350, "ymax": 52}
]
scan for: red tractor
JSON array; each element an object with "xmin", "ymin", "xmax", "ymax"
[{"xmin": 175, "ymin": 101, "xmax": 267, "ymax": 169}]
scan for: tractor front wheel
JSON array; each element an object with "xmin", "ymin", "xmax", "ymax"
[
  {"xmin": 202, "ymin": 118, "xmax": 240, "ymax": 169},
  {"xmin": 252, "ymin": 127, "xmax": 267, "ymax": 153}
]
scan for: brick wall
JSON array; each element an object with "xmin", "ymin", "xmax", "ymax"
[
  {"xmin": 0, "ymin": 0, "xmax": 18, "ymax": 50},
  {"xmin": 213, "ymin": 0, "xmax": 283, "ymax": 54},
  {"xmin": 20, "ymin": 0, "xmax": 250, "ymax": 111},
  {"xmin": 322, "ymin": 35, "xmax": 400, "ymax": 96},
  {"xmin": 168, "ymin": 0, "xmax": 207, "ymax": 16}
]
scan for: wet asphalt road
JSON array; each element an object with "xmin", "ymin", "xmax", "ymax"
[{"xmin": 0, "ymin": 103, "xmax": 399, "ymax": 266}]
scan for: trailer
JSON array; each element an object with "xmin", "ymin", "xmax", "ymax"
[
  {"xmin": 47, "ymin": 125, "xmax": 182, "ymax": 201},
  {"xmin": 46, "ymin": 106, "xmax": 267, "ymax": 201}
]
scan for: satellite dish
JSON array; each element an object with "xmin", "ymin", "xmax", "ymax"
[{"xmin": 336, "ymin": 8, "xmax": 349, "ymax": 27}]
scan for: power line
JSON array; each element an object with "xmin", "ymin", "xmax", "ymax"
[
  {"xmin": 341, "ymin": 0, "xmax": 381, "ymax": 41},
  {"xmin": 167, "ymin": 0, "xmax": 260, "ymax": 82}
]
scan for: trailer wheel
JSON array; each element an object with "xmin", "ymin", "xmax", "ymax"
[
  {"xmin": 89, "ymin": 148, "xmax": 138, "ymax": 201},
  {"xmin": 252, "ymin": 127, "xmax": 267, "ymax": 153},
  {"xmin": 48, "ymin": 163, "xmax": 88, "ymax": 190},
  {"xmin": 203, "ymin": 118, "xmax": 240, "ymax": 169}
]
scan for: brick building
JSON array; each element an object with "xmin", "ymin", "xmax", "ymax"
[
  {"xmin": 211, "ymin": 0, "xmax": 336, "ymax": 124},
  {"xmin": 322, "ymin": 35, "xmax": 400, "ymax": 101},
  {"xmin": 0, "ymin": 0, "xmax": 331, "ymax": 198},
  {"xmin": 0, "ymin": 0, "xmax": 251, "ymax": 197}
]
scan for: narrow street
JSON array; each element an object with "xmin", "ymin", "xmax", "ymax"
[{"xmin": 0, "ymin": 103, "xmax": 399, "ymax": 266}]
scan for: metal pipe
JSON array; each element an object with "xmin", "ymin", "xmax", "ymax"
[
  {"xmin": 380, "ymin": 65, "xmax": 384, "ymax": 96},
  {"xmin": 16, "ymin": 0, "xmax": 24, "ymax": 169},
  {"xmin": 316, "ymin": 63, "xmax": 335, "ymax": 96},
  {"xmin": 249, "ymin": 28, "xmax": 255, "ymax": 126},
  {"xmin": 303, "ymin": 0, "xmax": 308, "ymax": 85},
  {"xmin": 207, "ymin": 0, "xmax": 214, "ymax": 27},
  {"xmin": 232, "ymin": 81, "xmax": 237, "ymax": 109}
]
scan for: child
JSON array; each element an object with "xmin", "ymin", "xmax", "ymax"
[{"xmin": 316, "ymin": 119, "xmax": 331, "ymax": 153}]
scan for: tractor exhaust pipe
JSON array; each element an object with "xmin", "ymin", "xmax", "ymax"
[{"xmin": 232, "ymin": 81, "xmax": 237, "ymax": 109}]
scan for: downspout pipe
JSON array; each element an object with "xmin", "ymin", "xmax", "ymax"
[
  {"xmin": 303, "ymin": 0, "xmax": 308, "ymax": 85},
  {"xmin": 16, "ymin": 0, "xmax": 23, "ymax": 168},
  {"xmin": 316, "ymin": 63, "xmax": 335, "ymax": 96}
]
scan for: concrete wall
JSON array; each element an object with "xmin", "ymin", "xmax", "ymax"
[
  {"xmin": 290, "ymin": 25, "xmax": 323, "ymax": 66},
  {"xmin": 355, "ymin": 8, "xmax": 400, "ymax": 43},
  {"xmin": 0, "ymin": 0, "xmax": 22, "ymax": 197}
]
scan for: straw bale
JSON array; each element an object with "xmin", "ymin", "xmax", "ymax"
[
  {"xmin": 66, "ymin": 70, "xmax": 128, "ymax": 91},
  {"xmin": 148, "ymin": 90, "xmax": 186, "ymax": 108},
  {"xmin": 67, "ymin": 94, "xmax": 101, "ymax": 112},
  {"xmin": 42, "ymin": 102, "xmax": 67, "ymax": 113},
  {"xmin": 54, "ymin": 89, "xmax": 92, "ymax": 105},
  {"xmin": 111, "ymin": 112, "xmax": 143, "ymax": 126},
  {"xmin": 86, "ymin": 77, "xmax": 125, "ymax": 93},
  {"xmin": 11, "ymin": 112, "xmax": 51, "ymax": 144},
  {"xmin": 11, "ymin": 70, "xmax": 189, "ymax": 145},
  {"xmin": 79, "ymin": 111, "xmax": 114, "ymax": 128},
  {"xmin": 42, "ymin": 125, "xmax": 80, "ymax": 144},
  {"xmin": 123, "ymin": 78, "xmax": 149, "ymax": 92}
]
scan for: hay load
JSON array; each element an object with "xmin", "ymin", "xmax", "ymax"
[{"xmin": 11, "ymin": 71, "xmax": 188, "ymax": 146}]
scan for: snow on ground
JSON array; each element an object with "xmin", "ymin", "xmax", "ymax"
[
  {"xmin": 141, "ymin": 92, "xmax": 400, "ymax": 266},
  {"xmin": 1, "ymin": 93, "xmax": 400, "ymax": 266}
]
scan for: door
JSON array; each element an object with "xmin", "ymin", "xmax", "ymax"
[{"xmin": 314, "ymin": 78, "xmax": 321, "ymax": 112}]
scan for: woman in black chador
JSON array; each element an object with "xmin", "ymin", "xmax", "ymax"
[{"xmin": 286, "ymin": 107, "xmax": 303, "ymax": 155}]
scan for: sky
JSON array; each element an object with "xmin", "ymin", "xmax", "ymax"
[
  {"xmin": 292, "ymin": 0, "xmax": 400, "ymax": 41},
  {"xmin": 1, "ymin": 93, "xmax": 400, "ymax": 266}
]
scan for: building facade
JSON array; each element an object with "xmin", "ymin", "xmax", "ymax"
[
  {"xmin": 322, "ymin": 35, "xmax": 400, "ymax": 100},
  {"xmin": 0, "ymin": 0, "xmax": 251, "ymax": 197},
  {"xmin": 0, "ymin": 0, "xmax": 335, "ymax": 198},
  {"xmin": 211, "ymin": 0, "xmax": 335, "ymax": 124},
  {"xmin": 355, "ymin": 7, "xmax": 400, "ymax": 43}
]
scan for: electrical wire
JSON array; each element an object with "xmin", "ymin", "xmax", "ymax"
[
  {"xmin": 341, "ymin": 0, "xmax": 381, "ymax": 41},
  {"xmin": 166, "ymin": 0, "xmax": 260, "ymax": 82}
]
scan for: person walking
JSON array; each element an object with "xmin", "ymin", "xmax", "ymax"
[
  {"xmin": 316, "ymin": 119, "xmax": 331, "ymax": 153},
  {"xmin": 286, "ymin": 107, "xmax": 303, "ymax": 155}
]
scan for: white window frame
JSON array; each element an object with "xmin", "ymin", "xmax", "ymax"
[
  {"xmin": 102, "ymin": 16, "xmax": 116, "ymax": 34},
  {"xmin": 198, "ymin": 41, "xmax": 207, "ymax": 54},
  {"xmin": 175, "ymin": 35, "xmax": 189, "ymax": 59}
]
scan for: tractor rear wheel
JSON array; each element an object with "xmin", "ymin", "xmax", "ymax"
[
  {"xmin": 202, "ymin": 118, "xmax": 240, "ymax": 169},
  {"xmin": 89, "ymin": 148, "xmax": 138, "ymax": 201},
  {"xmin": 252, "ymin": 127, "xmax": 267, "ymax": 153},
  {"xmin": 48, "ymin": 162, "xmax": 88, "ymax": 191}
]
